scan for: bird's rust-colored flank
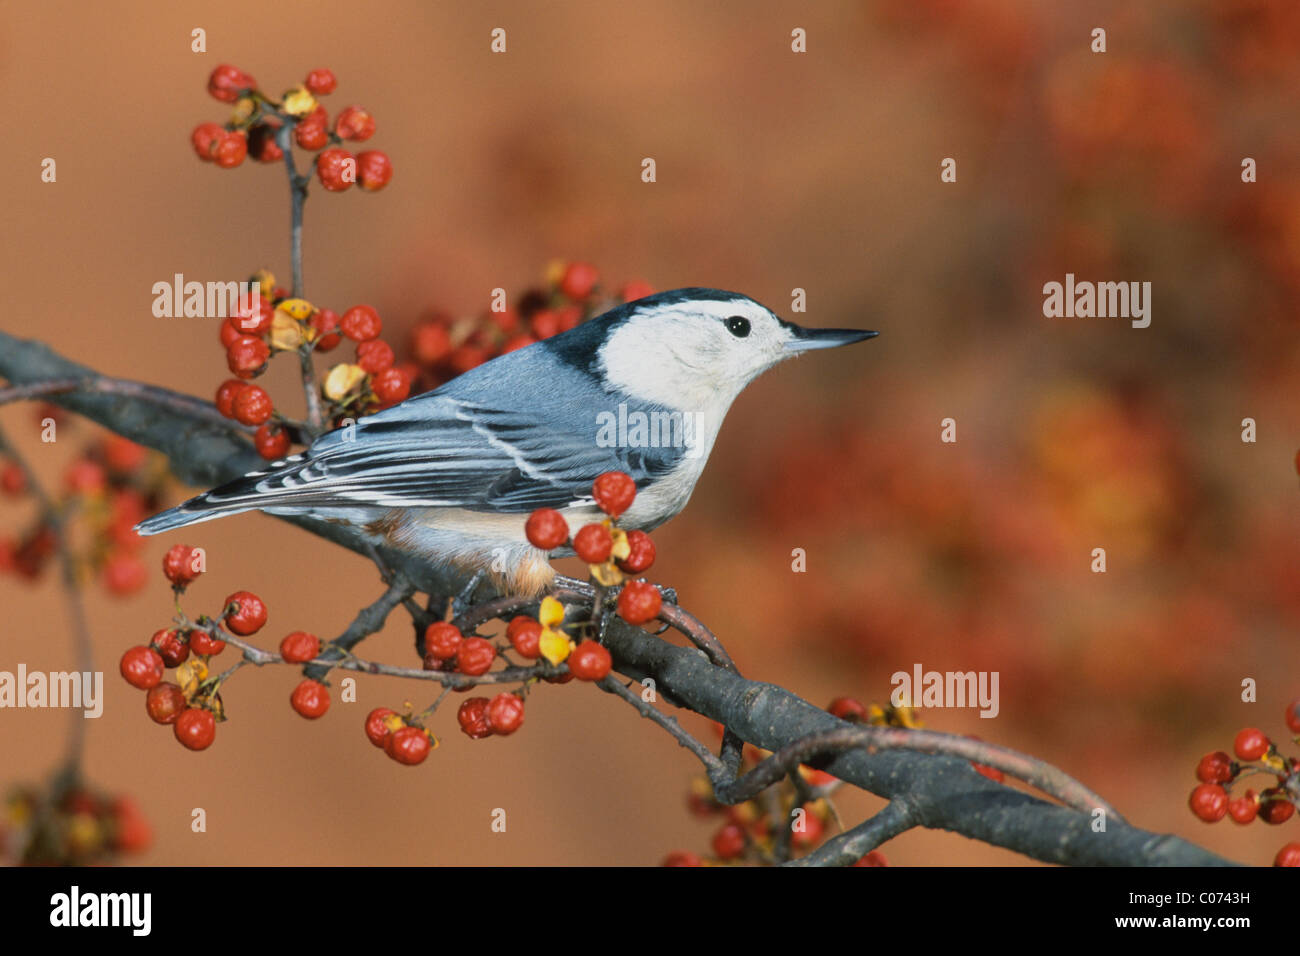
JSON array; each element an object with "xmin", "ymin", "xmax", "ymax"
[{"xmin": 368, "ymin": 508, "xmax": 557, "ymax": 599}]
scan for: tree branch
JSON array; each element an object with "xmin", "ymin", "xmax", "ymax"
[{"xmin": 0, "ymin": 328, "xmax": 1236, "ymax": 866}]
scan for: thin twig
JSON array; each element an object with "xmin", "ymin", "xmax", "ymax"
[{"xmin": 784, "ymin": 801, "xmax": 916, "ymax": 868}]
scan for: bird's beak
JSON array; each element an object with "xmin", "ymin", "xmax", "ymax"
[{"xmin": 783, "ymin": 325, "xmax": 879, "ymax": 353}]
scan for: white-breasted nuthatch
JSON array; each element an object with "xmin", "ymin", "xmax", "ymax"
[{"xmin": 137, "ymin": 289, "xmax": 876, "ymax": 595}]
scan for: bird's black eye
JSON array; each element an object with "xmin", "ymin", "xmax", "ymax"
[{"xmin": 725, "ymin": 316, "xmax": 751, "ymax": 338}]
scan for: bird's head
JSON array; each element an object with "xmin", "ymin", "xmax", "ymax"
[{"xmin": 591, "ymin": 288, "xmax": 877, "ymax": 409}]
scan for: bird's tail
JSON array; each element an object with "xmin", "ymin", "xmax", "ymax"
[{"xmin": 134, "ymin": 495, "xmax": 253, "ymax": 536}]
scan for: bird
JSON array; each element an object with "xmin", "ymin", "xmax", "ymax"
[{"xmin": 136, "ymin": 288, "xmax": 877, "ymax": 597}]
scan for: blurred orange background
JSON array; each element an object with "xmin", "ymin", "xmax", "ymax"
[{"xmin": 2, "ymin": 0, "xmax": 1300, "ymax": 865}]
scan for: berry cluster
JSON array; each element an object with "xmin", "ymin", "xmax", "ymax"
[
  {"xmin": 1188, "ymin": 699, "xmax": 1300, "ymax": 866},
  {"xmin": 0, "ymin": 427, "xmax": 163, "ymax": 596},
  {"xmin": 118, "ymin": 469, "xmax": 661, "ymax": 767},
  {"xmin": 1, "ymin": 785, "xmax": 150, "ymax": 866},
  {"xmin": 192, "ymin": 64, "xmax": 392, "ymax": 191},
  {"xmin": 405, "ymin": 262, "xmax": 653, "ymax": 393},
  {"xmin": 213, "ymin": 268, "xmax": 415, "ymax": 457},
  {"xmin": 526, "ymin": 471, "xmax": 658, "ymax": 628}
]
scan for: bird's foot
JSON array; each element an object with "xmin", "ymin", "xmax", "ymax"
[{"xmin": 451, "ymin": 570, "xmax": 485, "ymax": 618}]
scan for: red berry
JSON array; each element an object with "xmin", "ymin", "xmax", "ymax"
[
  {"xmin": 190, "ymin": 630, "xmax": 226, "ymax": 656},
  {"xmin": 573, "ymin": 523, "xmax": 613, "ymax": 563},
  {"xmin": 1234, "ymin": 727, "xmax": 1270, "ymax": 762},
  {"xmin": 1228, "ymin": 790, "xmax": 1259, "ymax": 824},
  {"xmin": 619, "ymin": 279, "xmax": 654, "ymax": 302},
  {"xmin": 174, "ymin": 708, "xmax": 217, "ymax": 750},
  {"xmin": 1276, "ymin": 843, "xmax": 1300, "ymax": 867},
  {"xmin": 119, "ymin": 646, "xmax": 164, "ymax": 690},
  {"xmin": 191, "ymin": 122, "xmax": 224, "ymax": 161},
  {"xmin": 214, "ymin": 130, "xmax": 248, "ymax": 169},
  {"xmin": 1286, "ymin": 699, "xmax": 1300, "ymax": 735},
  {"xmin": 334, "ymin": 105, "xmax": 375, "ymax": 141},
  {"xmin": 559, "ymin": 262, "xmax": 599, "ymax": 300},
  {"xmin": 64, "ymin": 460, "xmax": 106, "ymax": 496},
  {"xmin": 1189, "ymin": 783, "xmax": 1228, "ymax": 822},
  {"xmin": 280, "ymin": 631, "xmax": 320, "ymax": 663},
  {"xmin": 254, "ymin": 423, "xmax": 291, "ymax": 460},
  {"xmin": 223, "ymin": 590, "xmax": 267, "ymax": 636},
  {"xmin": 1260, "ymin": 790, "xmax": 1296, "ymax": 824},
  {"xmin": 385, "ymin": 725, "xmax": 431, "ymax": 764},
  {"xmin": 151, "ymin": 628, "xmax": 189, "ymax": 667},
  {"xmin": 162, "ymin": 545, "xmax": 202, "ymax": 587},
  {"xmin": 792, "ymin": 805, "xmax": 825, "ymax": 848},
  {"xmin": 309, "ymin": 308, "xmax": 342, "ymax": 351},
  {"xmin": 501, "ymin": 334, "xmax": 536, "ymax": 353},
  {"xmin": 854, "ymin": 851, "xmax": 889, "ymax": 867},
  {"xmin": 215, "ymin": 379, "xmax": 247, "ymax": 417},
  {"xmin": 457, "ymin": 699, "xmax": 494, "ymax": 739},
  {"xmin": 1196, "ymin": 751, "xmax": 1235, "ymax": 784},
  {"xmin": 110, "ymin": 796, "xmax": 152, "ymax": 854},
  {"xmin": 294, "ymin": 106, "xmax": 330, "ymax": 151},
  {"xmin": 208, "ymin": 64, "xmax": 255, "ymax": 103},
  {"xmin": 233, "ymin": 297, "xmax": 274, "ymax": 335},
  {"xmin": 506, "ymin": 616, "xmax": 542, "ymax": 659},
  {"xmin": 370, "ymin": 367, "xmax": 411, "ymax": 404},
  {"xmin": 248, "ymin": 122, "xmax": 284, "ymax": 162},
  {"xmin": 304, "ymin": 68, "xmax": 337, "ymax": 95},
  {"xmin": 145, "ymin": 683, "xmax": 188, "ymax": 725},
  {"xmin": 615, "ymin": 530, "xmax": 656, "ymax": 574},
  {"xmin": 219, "ymin": 318, "xmax": 245, "ymax": 349},
  {"xmin": 365, "ymin": 707, "xmax": 396, "ymax": 748},
  {"xmin": 568, "ymin": 641, "xmax": 612, "ymax": 681},
  {"xmin": 828, "ymin": 697, "xmax": 868, "ymax": 722},
  {"xmin": 592, "ymin": 471, "xmax": 636, "ymax": 517},
  {"xmin": 227, "ymin": 335, "xmax": 270, "ymax": 378},
  {"xmin": 102, "ymin": 550, "xmax": 147, "ymax": 594},
  {"xmin": 316, "ymin": 147, "xmax": 355, "ymax": 191},
  {"xmin": 356, "ymin": 150, "xmax": 393, "ymax": 191},
  {"xmin": 556, "ymin": 305, "xmax": 581, "ymax": 332},
  {"xmin": 530, "ymin": 309, "xmax": 560, "ymax": 339},
  {"xmin": 456, "ymin": 637, "xmax": 496, "ymax": 677},
  {"xmin": 232, "ymin": 385, "xmax": 273, "ymax": 426},
  {"xmin": 290, "ymin": 679, "xmax": 330, "ymax": 719},
  {"xmin": 412, "ymin": 322, "xmax": 451, "ymax": 364},
  {"xmin": 356, "ymin": 339, "xmax": 395, "ymax": 374},
  {"xmin": 617, "ymin": 580, "xmax": 662, "ymax": 625},
  {"xmin": 486, "ymin": 693, "xmax": 525, "ymax": 735},
  {"xmin": 525, "ymin": 509, "xmax": 570, "ymax": 550},
  {"xmin": 102, "ymin": 435, "xmax": 147, "ymax": 474},
  {"xmin": 425, "ymin": 622, "xmax": 463, "ymax": 660},
  {"xmin": 0, "ymin": 461, "xmax": 25, "ymax": 496},
  {"xmin": 662, "ymin": 851, "xmax": 702, "ymax": 866},
  {"xmin": 341, "ymin": 305, "xmax": 382, "ymax": 341},
  {"xmin": 711, "ymin": 822, "xmax": 746, "ymax": 860}
]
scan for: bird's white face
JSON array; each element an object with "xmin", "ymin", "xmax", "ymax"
[{"xmin": 596, "ymin": 295, "xmax": 803, "ymax": 411}]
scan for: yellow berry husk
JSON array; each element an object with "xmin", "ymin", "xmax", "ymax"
[
  {"xmin": 251, "ymin": 269, "xmax": 276, "ymax": 298},
  {"xmin": 281, "ymin": 85, "xmax": 318, "ymax": 117},
  {"xmin": 176, "ymin": 658, "xmax": 209, "ymax": 697},
  {"xmin": 589, "ymin": 561, "xmax": 624, "ymax": 587},
  {"xmin": 539, "ymin": 627, "xmax": 573, "ymax": 665},
  {"xmin": 269, "ymin": 311, "xmax": 306, "ymax": 351},
  {"xmin": 323, "ymin": 363, "xmax": 367, "ymax": 401},
  {"xmin": 277, "ymin": 298, "xmax": 315, "ymax": 320},
  {"xmin": 610, "ymin": 527, "xmax": 632, "ymax": 561},
  {"xmin": 538, "ymin": 596, "xmax": 565, "ymax": 627},
  {"xmin": 231, "ymin": 96, "xmax": 257, "ymax": 124}
]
